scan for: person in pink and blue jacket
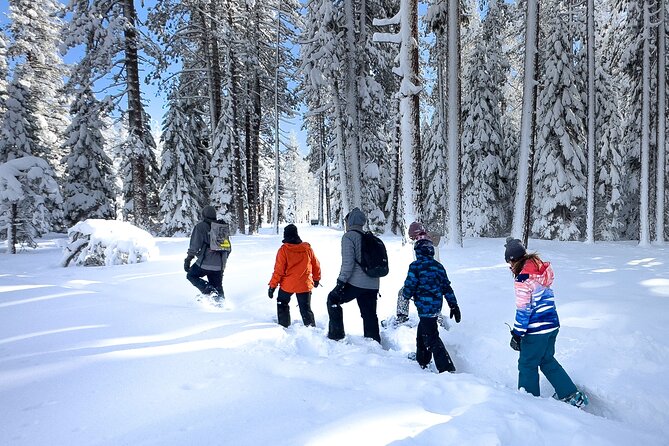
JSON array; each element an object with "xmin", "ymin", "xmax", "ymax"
[{"xmin": 505, "ymin": 237, "xmax": 588, "ymax": 408}]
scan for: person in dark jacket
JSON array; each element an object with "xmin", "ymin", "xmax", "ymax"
[
  {"xmin": 184, "ymin": 205, "xmax": 229, "ymax": 301},
  {"xmin": 268, "ymin": 224, "xmax": 321, "ymax": 327},
  {"xmin": 327, "ymin": 208, "xmax": 381, "ymax": 343},
  {"xmin": 401, "ymin": 239, "xmax": 460, "ymax": 373}
]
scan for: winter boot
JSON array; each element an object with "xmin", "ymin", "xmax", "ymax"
[
  {"xmin": 277, "ymin": 301, "xmax": 291, "ymax": 328},
  {"xmin": 555, "ymin": 391, "xmax": 589, "ymax": 408},
  {"xmin": 297, "ymin": 293, "xmax": 316, "ymax": 327}
]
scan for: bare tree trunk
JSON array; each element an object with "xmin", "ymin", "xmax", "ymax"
[
  {"xmin": 123, "ymin": 0, "xmax": 148, "ymax": 229},
  {"xmin": 332, "ymin": 81, "xmax": 350, "ymax": 223},
  {"xmin": 228, "ymin": 13, "xmax": 246, "ymax": 234},
  {"xmin": 446, "ymin": 0, "xmax": 461, "ymax": 247},
  {"xmin": 344, "ymin": 0, "xmax": 362, "ymax": 209},
  {"xmin": 318, "ymin": 106, "xmax": 326, "ymax": 225},
  {"xmin": 640, "ymin": 0, "xmax": 651, "ymax": 246},
  {"xmin": 586, "ymin": 0, "xmax": 596, "ymax": 243},
  {"xmin": 410, "ymin": 0, "xmax": 423, "ymax": 219},
  {"xmin": 201, "ymin": 2, "xmax": 222, "ymax": 134},
  {"xmin": 9, "ymin": 202, "xmax": 17, "ymax": 254},
  {"xmin": 513, "ymin": 0, "xmax": 540, "ymax": 245},
  {"xmin": 656, "ymin": 0, "xmax": 666, "ymax": 243},
  {"xmin": 248, "ymin": 70, "xmax": 261, "ymax": 233},
  {"xmin": 390, "ymin": 99, "xmax": 403, "ymax": 235}
]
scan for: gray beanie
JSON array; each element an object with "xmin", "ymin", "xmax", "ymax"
[
  {"xmin": 504, "ymin": 237, "xmax": 527, "ymax": 262},
  {"xmin": 202, "ymin": 205, "xmax": 217, "ymax": 220}
]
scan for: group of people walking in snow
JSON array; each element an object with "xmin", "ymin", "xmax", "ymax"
[{"xmin": 183, "ymin": 205, "xmax": 587, "ymax": 408}]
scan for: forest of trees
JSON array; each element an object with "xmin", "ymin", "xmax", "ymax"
[{"xmin": 0, "ymin": 0, "xmax": 666, "ymax": 253}]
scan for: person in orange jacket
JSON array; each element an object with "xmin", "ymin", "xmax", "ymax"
[{"xmin": 268, "ymin": 224, "xmax": 321, "ymax": 327}]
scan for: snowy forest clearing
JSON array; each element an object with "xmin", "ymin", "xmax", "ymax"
[{"xmin": 1, "ymin": 225, "xmax": 668, "ymax": 445}]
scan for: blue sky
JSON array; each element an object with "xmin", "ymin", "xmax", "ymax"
[{"xmin": 0, "ymin": 0, "xmax": 307, "ymax": 153}]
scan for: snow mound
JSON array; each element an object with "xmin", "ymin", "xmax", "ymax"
[{"xmin": 61, "ymin": 219, "xmax": 158, "ymax": 267}]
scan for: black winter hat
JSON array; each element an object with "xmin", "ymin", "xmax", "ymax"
[
  {"xmin": 283, "ymin": 224, "xmax": 299, "ymax": 240},
  {"xmin": 414, "ymin": 239, "xmax": 435, "ymax": 257},
  {"xmin": 504, "ymin": 237, "xmax": 527, "ymax": 262},
  {"xmin": 202, "ymin": 205, "xmax": 216, "ymax": 220}
]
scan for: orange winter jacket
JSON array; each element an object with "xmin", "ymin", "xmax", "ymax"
[{"xmin": 269, "ymin": 242, "xmax": 321, "ymax": 293}]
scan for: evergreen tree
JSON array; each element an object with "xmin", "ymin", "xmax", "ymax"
[
  {"xmin": 461, "ymin": 0, "xmax": 509, "ymax": 237},
  {"xmin": 0, "ymin": 156, "xmax": 62, "ymax": 253},
  {"xmin": 6, "ymin": 0, "xmax": 68, "ymax": 170},
  {"xmin": 159, "ymin": 85, "xmax": 208, "ymax": 236},
  {"xmin": 595, "ymin": 18, "xmax": 625, "ymax": 240},
  {"xmin": 531, "ymin": 3, "xmax": 587, "ymax": 240},
  {"xmin": 61, "ymin": 85, "xmax": 117, "ymax": 226}
]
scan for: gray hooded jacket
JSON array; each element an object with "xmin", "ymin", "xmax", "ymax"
[
  {"xmin": 187, "ymin": 217, "xmax": 228, "ymax": 272},
  {"xmin": 337, "ymin": 208, "xmax": 380, "ymax": 290}
]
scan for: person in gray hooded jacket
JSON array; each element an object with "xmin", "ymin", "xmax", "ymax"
[
  {"xmin": 184, "ymin": 205, "xmax": 229, "ymax": 300},
  {"xmin": 327, "ymin": 207, "xmax": 381, "ymax": 343}
]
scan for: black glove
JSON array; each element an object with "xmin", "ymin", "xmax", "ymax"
[
  {"xmin": 334, "ymin": 280, "xmax": 346, "ymax": 295},
  {"xmin": 329, "ymin": 280, "xmax": 346, "ymax": 305},
  {"xmin": 268, "ymin": 287, "xmax": 275, "ymax": 299},
  {"xmin": 510, "ymin": 332, "xmax": 522, "ymax": 351},
  {"xmin": 314, "ymin": 280, "xmax": 320, "ymax": 288},
  {"xmin": 184, "ymin": 255, "xmax": 194, "ymax": 272},
  {"xmin": 448, "ymin": 302, "xmax": 461, "ymax": 323}
]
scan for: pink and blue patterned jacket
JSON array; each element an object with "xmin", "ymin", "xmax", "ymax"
[{"xmin": 512, "ymin": 259, "xmax": 560, "ymax": 337}]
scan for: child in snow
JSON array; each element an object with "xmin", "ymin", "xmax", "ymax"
[
  {"xmin": 401, "ymin": 239, "xmax": 461, "ymax": 373},
  {"xmin": 268, "ymin": 224, "xmax": 321, "ymax": 328},
  {"xmin": 504, "ymin": 237, "xmax": 588, "ymax": 407},
  {"xmin": 390, "ymin": 221, "xmax": 446, "ymax": 326}
]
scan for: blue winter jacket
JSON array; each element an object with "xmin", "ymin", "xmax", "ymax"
[{"xmin": 402, "ymin": 241, "xmax": 457, "ymax": 317}]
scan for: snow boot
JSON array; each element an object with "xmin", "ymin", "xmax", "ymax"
[
  {"xmin": 277, "ymin": 301, "xmax": 291, "ymax": 328},
  {"xmin": 555, "ymin": 390, "xmax": 589, "ymax": 408}
]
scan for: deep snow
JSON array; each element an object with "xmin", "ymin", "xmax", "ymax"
[{"xmin": 1, "ymin": 225, "xmax": 668, "ymax": 445}]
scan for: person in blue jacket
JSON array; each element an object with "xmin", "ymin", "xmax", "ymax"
[
  {"xmin": 401, "ymin": 239, "xmax": 461, "ymax": 373},
  {"xmin": 505, "ymin": 237, "xmax": 588, "ymax": 407}
]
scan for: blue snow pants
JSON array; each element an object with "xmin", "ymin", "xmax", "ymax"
[{"xmin": 518, "ymin": 330, "xmax": 577, "ymax": 399}]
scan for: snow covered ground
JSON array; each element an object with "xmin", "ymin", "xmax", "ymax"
[{"xmin": 1, "ymin": 225, "xmax": 668, "ymax": 445}]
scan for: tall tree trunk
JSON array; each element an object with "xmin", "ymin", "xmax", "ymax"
[
  {"xmin": 396, "ymin": 0, "xmax": 421, "ymax": 229},
  {"xmin": 228, "ymin": 13, "xmax": 246, "ymax": 234},
  {"xmin": 318, "ymin": 104, "xmax": 326, "ymax": 225},
  {"xmin": 123, "ymin": 0, "xmax": 148, "ymax": 229},
  {"xmin": 640, "ymin": 0, "xmax": 651, "ymax": 246},
  {"xmin": 344, "ymin": 0, "xmax": 362, "ymax": 209},
  {"xmin": 201, "ymin": 2, "xmax": 222, "ymax": 135},
  {"xmin": 332, "ymin": 81, "xmax": 350, "ymax": 223},
  {"xmin": 656, "ymin": 0, "xmax": 666, "ymax": 243},
  {"xmin": 9, "ymin": 202, "xmax": 17, "ymax": 254},
  {"xmin": 512, "ymin": 0, "xmax": 540, "ymax": 245},
  {"xmin": 446, "ymin": 0, "xmax": 461, "ymax": 247},
  {"xmin": 586, "ymin": 0, "xmax": 596, "ymax": 243},
  {"xmin": 248, "ymin": 70, "xmax": 261, "ymax": 233},
  {"xmin": 391, "ymin": 98, "xmax": 402, "ymax": 235}
]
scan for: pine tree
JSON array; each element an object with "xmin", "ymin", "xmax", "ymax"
[
  {"xmin": 532, "ymin": 2, "xmax": 587, "ymax": 240},
  {"xmin": 6, "ymin": 0, "xmax": 68, "ymax": 171},
  {"xmin": 61, "ymin": 85, "xmax": 117, "ymax": 226},
  {"xmin": 595, "ymin": 18, "xmax": 625, "ymax": 240},
  {"xmin": 0, "ymin": 157, "xmax": 62, "ymax": 253},
  {"xmin": 159, "ymin": 86, "xmax": 208, "ymax": 236},
  {"xmin": 461, "ymin": 0, "xmax": 509, "ymax": 237}
]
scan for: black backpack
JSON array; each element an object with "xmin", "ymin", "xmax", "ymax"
[{"xmin": 353, "ymin": 230, "xmax": 389, "ymax": 278}]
